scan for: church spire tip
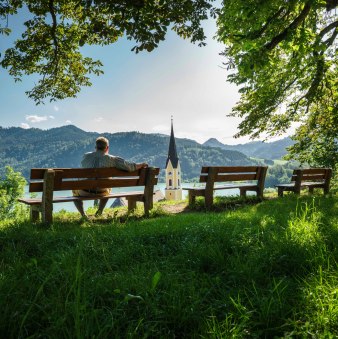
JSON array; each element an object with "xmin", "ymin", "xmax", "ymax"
[{"xmin": 166, "ymin": 115, "xmax": 179, "ymax": 168}]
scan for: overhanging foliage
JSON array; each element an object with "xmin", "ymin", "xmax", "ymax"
[
  {"xmin": 0, "ymin": 0, "xmax": 215, "ymax": 103},
  {"xmin": 217, "ymin": 0, "xmax": 337, "ymax": 168}
]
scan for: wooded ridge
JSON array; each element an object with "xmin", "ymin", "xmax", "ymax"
[
  {"xmin": 203, "ymin": 137, "xmax": 294, "ymax": 160},
  {"xmin": 0, "ymin": 125, "xmax": 259, "ymax": 182}
]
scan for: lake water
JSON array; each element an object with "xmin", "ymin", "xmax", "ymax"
[{"xmin": 24, "ymin": 183, "xmax": 242, "ymax": 213}]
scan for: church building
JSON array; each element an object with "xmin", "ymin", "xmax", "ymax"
[{"xmin": 165, "ymin": 118, "xmax": 182, "ymax": 200}]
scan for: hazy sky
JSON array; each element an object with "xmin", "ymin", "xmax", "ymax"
[{"xmin": 0, "ymin": 12, "xmax": 279, "ymax": 144}]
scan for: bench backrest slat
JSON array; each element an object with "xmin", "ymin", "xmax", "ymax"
[
  {"xmin": 29, "ymin": 167, "xmax": 160, "ymax": 193},
  {"xmin": 201, "ymin": 166, "xmax": 259, "ymax": 174},
  {"xmin": 199, "ymin": 166, "xmax": 266, "ymax": 183},
  {"xmin": 291, "ymin": 168, "xmax": 331, "ymax": 182},
  {"xmin": 291, "ymin": 174, "xmax": 326, "ymax": 181},
  {"xmin": 30, "ymin": 168, "xmax": 151, "ymax": 179},
  {"xmin": 297, "ymin": 168, "xmax": 330, "ymax": 175}
]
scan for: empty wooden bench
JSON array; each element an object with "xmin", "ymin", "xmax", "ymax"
[
  {"xmin": 276, "ymin": 168, "xmax": 332, "ymax": 197},
  {"xmin": 18, "ymin": 167, "xmax": 160, "ymax": 224},
  {"xmin": 183, "ymin": 166, "xmax": 268, "ymax": 208}
]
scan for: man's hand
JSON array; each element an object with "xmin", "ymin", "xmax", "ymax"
[{"xmin": 136, "ymin": 163, "xmax": 148, "ymax": 170}]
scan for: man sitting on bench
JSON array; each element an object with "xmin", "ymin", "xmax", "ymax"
[{"xmin": 73, "ymin": 136, "xmax": 148, "ymax": 219}]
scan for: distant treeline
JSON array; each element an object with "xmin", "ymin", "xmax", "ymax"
[{"xmin": 0, "ymin": 125, "xmax": 296, "ymax": 187}]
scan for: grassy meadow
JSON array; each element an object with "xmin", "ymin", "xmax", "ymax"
[{"xmin": 0, "ymin": 194, "xmax": 338, "ymax": 338}]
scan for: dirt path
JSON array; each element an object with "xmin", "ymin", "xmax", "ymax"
[{"xmin": 161, "ymin": 202, "xmax": 189, "ymax": 214}]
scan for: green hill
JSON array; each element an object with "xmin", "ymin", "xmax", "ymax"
[
  {"xmin": 0, "ymin": 125, "xmax": 258, "ymax": 181},
  {"xmin": 203, "ymin": 137, "xmax": 295, "ymax": 160}
]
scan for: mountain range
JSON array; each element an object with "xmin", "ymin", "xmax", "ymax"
[
  {"xmin": 0, "ymin": 125, "xmax": 263, "ymax": 181},
  {"xmin": 203, "ymin": 137, "xmax": 294, "ymax": 160}
]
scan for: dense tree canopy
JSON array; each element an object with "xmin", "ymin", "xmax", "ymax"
[
  {"xmin": 0, "ymin": 0, "xmax": 215, "ymax": 103},
  {"xmin": 217, "ymin": 0, "xmax": 337, "ymax": 168}
]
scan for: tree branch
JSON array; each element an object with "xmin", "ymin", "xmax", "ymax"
[
  {"xmin": 324, "ymin": 27, "xmax": 338, "ymax": 46},
  {"xmin": 48, "ymin": 0, "xmax": 59, "ymax": 76},
  {"xmin": 265, "ymin": 3, "xmax": 311, "ymax": 50},
  {"xmin": 246, "ymin": 7, "xmax": 287, "ymax": 40},
  {"xmin": 230, "ymin": 8, "xmax": 289, "ymax": 40},
  {"xmin": 319, "ymin": 20, "xmax": 338, "ymax": 38},
  {"xmin": 305, "ymin": 54, "xmax": 325, "ymax": 103},
  {"xmin": 326, "ymin": 0, "xmax": 338, "ymax": 11}
]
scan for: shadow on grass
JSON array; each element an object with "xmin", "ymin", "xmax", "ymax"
[
  {"xmin": 187, "ymin": 195, "xmax": 263, "ymax": 213},
  {"xmin": 0, "ymin": 195, "xmax": 337, "ymax": 337}
]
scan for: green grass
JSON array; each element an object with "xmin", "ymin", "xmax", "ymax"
[{"xmin": 1, "ymin": 195, "xmax": 338, "ymax": 338}]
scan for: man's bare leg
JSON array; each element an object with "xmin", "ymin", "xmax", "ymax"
[
  {"xmin": 74, "ymin": 200, "xmax": 88, "ymax": 218},
  {"xmin": 96, "ymin": 198, "xmax": 109, "ymax": 216}
]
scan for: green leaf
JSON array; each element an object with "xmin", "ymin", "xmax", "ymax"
[{"xmin": 151, "ymin": 271, "xmax": 161, "ymax": 291}]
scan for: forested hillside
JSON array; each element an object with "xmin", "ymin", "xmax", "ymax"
[
  {"xmin": 0, "ymin": 125, "xmax": 257, "ymax": 181},
  {"xmin": 204, "ymin": 137, "xmax": 294, "ymax": 160}
]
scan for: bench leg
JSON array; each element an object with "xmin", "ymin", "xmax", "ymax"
[
  {"xmin": 144, "ymin": 202, "xmax": 150, "ymax": 217},
  {"xmin": 309, "ymin": 187, "xmax": 314, "ymax": 195},
  {"xmin": 30, "ymin": 205, "xmax": 40, "ymax": 222},
  {"xmin": 127, "ymin": 198, "xmax": 137, "ymax": 213},
  {"xmin": 205, "ymin": 193, "xmax": 213, "ymax": 209},
  {"xmin": 294, "ymin": 187, "xmax": 301, "ymax": 195},
  {"xmin": 240, "ymin": 188, "xmax": 246, "ymax": 198},
  {"xmin": 256, "ymin": 188, "xmax": 264, "ymax": 200},
  {"xmin": 42, "ymin": 196, "xmax": 53, "ymax": 224},
  {"xmin": 143, "ymin": 196, "xmax": 152, "ymax": 217},
  {"xmin": 42, "ymin": 169, "xmax": 54, "ymax": 225},
  {"xmin": 188, "ymin": 192, "xmax": 196, "ymax": 205},
  {"xmin": 278, "ymin": 187, "xmax": 284, "ymax": 197},
  {"xmin": 42, "ymin": 206, "xmax": 53, "ymax": 224}
]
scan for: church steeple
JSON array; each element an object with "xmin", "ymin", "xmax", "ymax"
[
  {"xmin": 165, "ymin": 116, "xmax": 182, "ymax": 201},
  {"xmin": 166, "ymin": 116, "xmax": 179, "ymax": 168}
]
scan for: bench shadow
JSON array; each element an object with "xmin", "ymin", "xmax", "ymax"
[{"xmin": 186, "ymin": 195, "xmax": 264, "ymax": 213}]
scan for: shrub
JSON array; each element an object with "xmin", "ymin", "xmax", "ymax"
[{"xmin": 0, "ymin": 166, "xmax": 26, "ymax": 219}]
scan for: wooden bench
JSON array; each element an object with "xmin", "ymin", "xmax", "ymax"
[
  {"xmin": 183, "ymin": 166, "xmax": 268, "ymax": 208},
  {"xmin": 275, "ymin": 168, "xmax": 332, "ymax": 197},
  {"xmin": 18, "ymin": 167, "xmax": 160, "ymax": 224}
]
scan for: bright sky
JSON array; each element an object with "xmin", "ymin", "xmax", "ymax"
[{"xmin": 0, "ymin": 12, "xmax": 263, "ymax": 145}]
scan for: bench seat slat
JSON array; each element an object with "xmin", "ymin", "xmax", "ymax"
[
  {"xmin": 213, "ymin": 184, "xmax": 258, "ymax": 190},
  {"xmin": 182, "ymin": 188, "xmax": 205, "ymax": 195},
  {"xmin": 183, "ymin": 183, "xmax": 258, "ymax": 190},
  {"xmin": 18, "ymin": 191, "xmax": 145, "ymax": 205},
  {"xmin": 276, "ymin": 181, "xmax": 325, "ymax": 188}
]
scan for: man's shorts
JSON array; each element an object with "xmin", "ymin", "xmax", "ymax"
[{"xmin": 72, "ymin": 188, "xmax": 112, "ymax": 197}]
